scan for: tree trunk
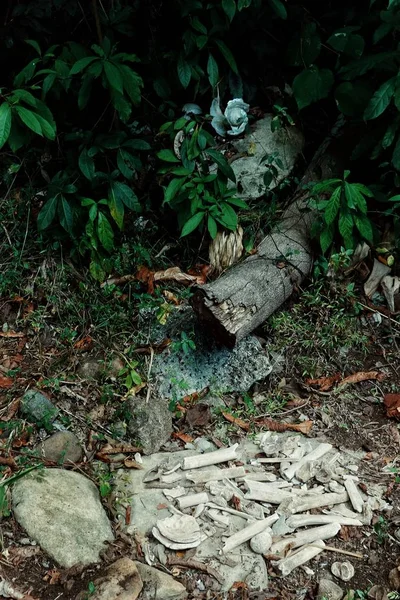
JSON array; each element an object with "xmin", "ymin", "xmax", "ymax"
[{"xmin": 191, "ymin": 121, "xmax": 344, "ymax": 347}]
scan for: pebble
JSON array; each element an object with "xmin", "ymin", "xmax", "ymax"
[
  {"xmin": 37, "ymin": 431, "xmax": 82, "ymax": 464},
  {"xmin": 250, "ymin": 530, "xmax": 272, "ymax": 554}
]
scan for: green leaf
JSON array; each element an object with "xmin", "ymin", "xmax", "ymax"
[
  {"xmin": 58, "ymin": 195, "xmax": 73, "ymax": 233},
  {"xmin": 208, "ymin": 215, "xmax": 218, "ymax": 238},
  {"xmin": 205, "ymin": 148, "xmax": 236, "ymax": 183},
  {"xmin": 181, "ymin": 212, "xmax": 205, "ymax": 237},
  {"xmin": 354, "ymin": 214, "xmax": 373, "ymax": 242},
  {"xmin": 118, "ymin": 65, "xmax": 143, "ymax": 105},
  {"xmin": 164, "ymin": 177, "xmax": 187, "ymax": 204},
  {"xmin": 338, "ymin": 210, "xmax": 354, "ymax": 240},
  {"xmin": 0, "ymin": 103, "xmax": 12, "ymax": 149},
  {"xmin": 43, "ymin": 73, "xmax": 56, "ymax": 96},
  {"xmin": 269, "ymin": 0, "xmax": 287, "ymax": 19},
  {"xmin": 79, "ymin": 148, "xmax": 96, "ymax": 180},
  {"xmin": 327, "ymin": 30, "xmax": 364, "ymax": 58},
  {"xmin": 25, "ymin": 39, "xmax": 41, "ymax": 55},
  {"xmin": 104, "ymin": 61, "xmax": 124, "ymax": 94},
  {"xmin": 123, "ymin": 138, "xmax": 151, "ymax": 151},
  {"xmin": 34, "ymin": 114, "xmax": 56, "ymax": 140},
  {"xmin": 70, "ymin": 56, "xmax": 98, "ymax": 75},
  {"xmin": 14, "ymin": 106, "xmax": 42, "ymax": 136},
  {"xmin": 238, "ymin": 0, "xmax": 252, "ymax": 8},
  {"xmin": 392, "ymin": 135, "xmax": 400, "ymax": 170},
  {"xmin": 222, "ymin": 0, "xmax": 236, "ymax": 21},
  {"xmin": 287, "ymin": 23, "xmax": 321, "ymax": 67},
  {"xmin": 320, "ymin": 225, "xmax": 334, "ymax": 253},
  {"xmin": 219, "ymin": 203, "xmax": 238, "ymax": 230},
  {"xmin": 97, "ymin": 212, "xmax": 114, "ymax": 252},
  {"xmin": 37, "ymin": 195, "xmax": 59, "ymax": 230},
  {"xmin": 112, "ymin": 181, "xmax": 141, "ymax": 212},
  {"xmin": 109, "ymin": 185, "xmax": 125, "ymax": 229},
  {"xmin": 7, "ymin": 121, "xmax": 29, "ymax": 152},
  {"xmin": 78, "ymin": 76, "xmax": 93, "ymax": 110},
  {"xmin": 157, "ymin": 149, "xmax": 180, "ymax": 163},
  {"xmin": 334, "ymin": 82, "xmax": 372, "ymax": 117},
  {"xmin": 325, "ymin": 186, "xmax": 341, "ymax": 225},
  {"xmin": 339, "ymin": 52, "xmax": 398, "ymax": 80},
  {"xmin": 364, "ymin": 77, "xmax": 396, "ymax": 120},
  {"xmin": 293, "ymin": 67, "xmax": 334, "ymax": 110},
  {"xmin": 191, "ymin": 17, "xmax": 207, "ymax": 34},
  {"xmin": 226, "ymin": 196, "xmax": 249, "ymax": 208},
  {"xmin": 215, "ymin": 40, "xmax": 239, "ymax": 74},
  {"xmin": 117, "ymin": 148, "xmax": 135, "ymax": 178},
  {"xmin": 207, "ymin": 54, "xmax": 219, "ymax": 88},
  {"xmin": 177, "ymin": 55, "xmax": 191, "ymax": 89}
]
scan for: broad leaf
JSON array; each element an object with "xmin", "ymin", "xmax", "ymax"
[
  {"xmin": 104, "ymin": 61, "xmax": 124, "ymax": 94},
  {"xmin": 70, "ymin": 56, "xmax": 98, "ymax": 75},
  {"xmin": 157, "ymin": 149, "xmax": 180, "ymax": 163},
  {"xmin": 0, "ymin": 103, "xmax": 12, "ymax": 149},
  {"xmin": 206, "ymin": 148, "xmax": 236, "ymax": 183},
  {"xmin": 112, "ymin": 181, "xmax": 141, "ymax": 212},
  {"xmin": 58, "ymin": 195, "xmax": 73, "ymax": 233},
  {"xmin": 208, "ymin": 215, "xmax": 218, "ymax": 238},
  {"xmin": 97, "ymin": 212, "xmax": 114, "ymax": 251},
  {"xmin": 215, "ymin": 40, "xmax": 239, "ymax": 74},
  {"xmin": 287, "ymin": 23, "xmax": 321, "ymax": 67},
  {"xmin": 181, "ymin": 211, "xmax": 205, "ymax": 237},
  {"xmin": 79, "ymin": 148, "xmax": 96, "ymax": 180},
  {"xmin": 117, "ymin": 148, "xmax": 135, "ymax": 178},
  {"xmin": 354, "ymin": 214, "xmax": 373, "ymax": 242},
  {"xmin": 339, "ymin": 52, "xmax": 398, "ymax": 80},
  {"xmin": 25, "ymin": 39, "xmax": 41, "ymax": 55},
  {"xmin": 177, "ymin": 55, "xmax": 191, "ymax": 88},
  {"xmin": 207, "ymin": 54, "xmax": 219, "ymax": 88},
  {"xmin": 37, "ymin": 195, "xmax": 59, "ymax": 230},
  {"xmin": 15, "ymin": 106, "xmax": 43, "ymax": 136},
  {"xmin": 123, "ymin": 138, "xmax": 151, "ymax": 150},
  {"xmin": 222, "ymin": 0, "xmax": 236, "ymax": 21},
  {"xmin": 218, "ymin": 203, "xmax": 238, "ymax": 230},
  {"xmin": 164, "ymin": 177, "xmax": 187, "ymax": 204},
  {"xmin": 109, "ymin": 185, "xmax": 125, "ymax": 229},
  {"xmin": 269, "ymin": 0, "xmax": 287, "ymax": 19},
  {"xmin": 34, "ymin": 114, "xmax": 56, "ymax": 140},
  {"xmin": 338, "ymin": 210, "xmax": 354, "ymax": 240},
  {"xmin": 293, "ymin": 67, "xmax": 334, "ymax": 110},
  {"xmin": 320, "ymin": 225, "xmax": 334, "ymax": 253},
  {"xmin": 364, "ymin": 77, "xmax": 396, "ymax": 120},
  {"xmin": 325, "ymin": 186, "xmax": 341, "ymax": 224},
  {"xmin": 118, "ymin": 65, "xmax": 143, "ymax": 105}
]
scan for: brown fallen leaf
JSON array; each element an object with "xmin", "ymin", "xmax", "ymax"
[
  {"xmin": 384, "ymin": 394, "xmax": 400, "ymax": 419},
  {"xmin": 255, "ymin": 418, "xmax": 313, "ymax": 434},
  {"xmin": 306, "ymin": 373, "xmax": 341, "ymax": 391},
  {"xmin": 102, "ymin": 264, "xmax": 209, "ymax": 293},
  {"xmin": 125, "ymin": 505, "xmax": 131, "ymax": 526},
  {"xmin": 163, "ymin": 290, "xmax": 181, "ymax": 305},
  {"xmin": 123, "ymin": 457, "xmax": 143, "ymax": 469},
  {"xmin": 97, "ymin": 443, "xmax": 141, "ymax": 455},
  {"xmin": 0, "ymin": 456, "xmax": 17, "ymax": 469},
  {"xmin": 222, "ymin": 411, "xmax": 250, "ymax": 431},
  {"xmin": 2, "ymin": 399, "xmax": 20, "ymax": 422},
  {"xmin": 340, "ymin": 370, "xmax": 386, "ymax": 386},
  {"xmin": 181, "ymin": 387, "xmax": 209, "ymax": 405},
  {"xmin": 0, "ymin": 377, "xmax": 13, "ymax": 389},
  {"xmin": 186, "ymin": 403, "xmax": 211, "ymax": 427},
  {"xmin": 74, "ymin": 336, "xmax": 93, "ymax": 351},
  {"xmin": 0, "ymin": 331, "xmax": 25, "ymax": 338},
  {"xmin": 173, "ymin": 432, "xmax": 194, "ymax": 443},
  {"xmin": 43, "ymin": 569, "xmax": 61, "ymax": 585},
  {"xmin": 8, "ymin": 546, "xmax": 41, "ymax": 566}
]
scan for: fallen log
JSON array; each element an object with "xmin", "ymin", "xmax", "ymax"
[{"xmin": 191, "ymin": 119, "xmax": 344, "ymax": 347}]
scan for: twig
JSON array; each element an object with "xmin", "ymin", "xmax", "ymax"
[
  {"xmin": 145, "ymin": 346, "xmax": 154, "ymax": 404},
  {"xmin": 58, "ymin": 406, "xmax": 126, "ymax": 442},
  {"xmin": 306, "ymin": 543, "xmax": 363, "ymax": 559},
  {"xmin": 91, "ymin": 0, "xmax": 102, "ymax": 43},
  {"xmin": 167, "ymin": 557, "xmax": 225, "ymax": 584},
  {"xmin": 360, "ymin": 303, "xmax": 400, "ymax": 329}
]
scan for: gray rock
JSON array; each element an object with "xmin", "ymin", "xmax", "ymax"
[
  {"xmin": 78, "ymin": 358, "xmax": 104, "ymax": 380},
  {"xmin": 37, "ymin": 431, "xmax": 83, "ymax": 464},
  {"xmin": 76, "ymin": 558, "xmax": 143, "ymax": 600},
  {"xmin": 134, "ymin": 562, "xmax": 187, "ymax": 599},
  {"xmin": 20, "ymin": 389, "xmax": 59, "ymax": 426},
  {"xmin": 12, "ymin": 468, "xmax": 113, "ymax": 567},
  {"xmin": 229, "ymin": 115, "xmax": 304, "ymax": 200},
  {"xmin": 317, "ymin": 579, "xmax": 344, "ymax": 600},
  {"xmin": 127, "ymin": 395, "xmax": 172, "ymax": 455},
  {"xmin": 149, "ymin": 307, "xmax": 272, "ymax": 402}
]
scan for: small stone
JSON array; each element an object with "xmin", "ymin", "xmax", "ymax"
[
  {"xmin": 20, "ymin": 389, "xmax": 58, "ymax": 426},
  {"xmin": 389, "ymin": 566, "xmax": 400, "ymax": 590},
  {"xmin": 37, "ymin": 431, "xmax": 82, "ymax": 464},
  {"xmin": 331, "ymin": 561, "xmax": 355, "ymax": 582},
  {"xmin": 134, "ymin": 562, "xmax": 187, "ymax": 599},
  {"xmin": 368, "ymin": 585, "xmax": 389, "ymax": 600},
  {"xmin": 250, "ymin": 530, "xmax": 272, "ymax": 554},
  {"xmin": 127, "ymin": 396, "xmax": 172, "ymax": 455},
  {"xmin": 78, "ymin": 358, "xmax": 104, "ymax": 380},
  {"xmin": 76, "ymin": 558, "xmax": 143, "ymax": 600},
  {"xmin": 12, "ymin": 468, "xmax": 113, "ymax": 567},
  {"xmin": 317, "ymin": 578, "xmax": 344, "ymax": 600}
]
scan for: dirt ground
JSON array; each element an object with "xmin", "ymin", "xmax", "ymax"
[{"xmin": 0, "ymin": 273, "xmax": 399, "ymax": 600}]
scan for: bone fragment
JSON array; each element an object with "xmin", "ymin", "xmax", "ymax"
[
  {"xmin": 282, "ymin": 443, "xmax": 333, "ymax": 480},
  {"xmin": 343, "ymin": 478, "xmax": 364, "ymax": 513},
  {"xmin": 244, "ymin": 480, "xmax": 293, "ymax": 504},
  {"xmin": 186, "ymin": 466, "xmax": 245, "ymax": 483},
  {"xmin": 283, "ymin": 491, "xmax": 349, "ymax": 514},
  {"xmin": 206, "ymin": 502, "xmax": 256, "ymax": 521},
  {"xmin": 182, "ymin": 444, "xmax": 239, "ymax": 470},
  {"xmin": 270, "ymin": 523, "xmax": 340, "ymax": 554},
  {"xmin": 222, "ymin": 514, "xmax": 279, "ymax": 554},
  {"xmin": 177, "ymin": 492, "xmax": 209, "ymax": 510},
  {"xmin": 287, "ymin": 514, "xmax": 362, "ymax": 528},
  {"xmin": 275, "ymin": 540, "xmax": 325, "ymax": 576}
]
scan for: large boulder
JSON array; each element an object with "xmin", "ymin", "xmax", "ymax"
[{"xmin": 12, "ymin": 468, "xmax": 113, "ymax": 567}]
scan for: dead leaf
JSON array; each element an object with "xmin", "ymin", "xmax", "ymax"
[
  {"xmin": 0, "ymin": 331, "xmax": 25, "ymax": 338},
  {"xmin": 125, "ymin": 506, "xmax": 131, "ymax": 526},
  {"xmin": 0, "ymin": 456, "xmax": 17, "ymax": 469},
  {"xmin": 0, "ymin": 377, "xmax": 13, "ymax": 389},
  {"xmin": 97, "ymin": 442, "xmax": 141, "ymax": 455},
  {"xmin": 305, "ymin": 374, "xmax": 341, "ymax": 391},
  {"xmin": 133, "ymin": 339, "xmax": 171, "ymax": 355},
  {"xmin": 222, "ymin": 412, "xmax": 250, "ymax": 431},
  {"xmin": 8, "ymin": 546, "xmax": 41, "ymax": 565},
  {"xmin": 173, "ymin": 432, "xmax": 194, "ymax": 443},
  {"xmin": 340, "ymin": 371, "xmax": 386, "ymax": 386},
  {"xmin": 254, "ymin": 418, "xmax": 313, "ymax": 434},
  {"xmin": 186, "ymin": 403, "xmax": 211, "ymax": 427},
  {"xmin": 186, "ymin": 264, "xmax": 211, "ymax": 285},
  {"xmin": 2, "ymin": 399, "xmax": 20, "ymax": 422},
  {"xmin": 384, "ymin": 394, "xmax": 400, "ymax": 419},
  {"xmin": 43, "ymin": 569, "xmax": 61, "ymax": 585},
  {"xmin": 157, "ymin": 503, "xmax": 168, "ymax": 510},
  {"xmin": 74, "ymin": 336, "xmax": 93, "ymax": 351},
  {"xmin": 181, "ymin": 387, "xmax": 209, "ymax": 404},
  {"xmin": 163, "ymin": 290, "xmax": 181, "ymax": 305},
  {"xmin": 123, "ymin": 458, "xmax": 143, "ymax": 469},
  {"xmin": 232, "ymin": 495, "xmax": 241, "ymax": 511}
]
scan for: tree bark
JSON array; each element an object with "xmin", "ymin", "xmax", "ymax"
[{"xmin": 191, "ymin": 120, "xmax": 344, "ymax": 347}]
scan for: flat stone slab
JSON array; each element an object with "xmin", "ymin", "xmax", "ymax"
[{"xmin": 12, "ymin": 468, "xmax": 114, "ymax": 568}]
